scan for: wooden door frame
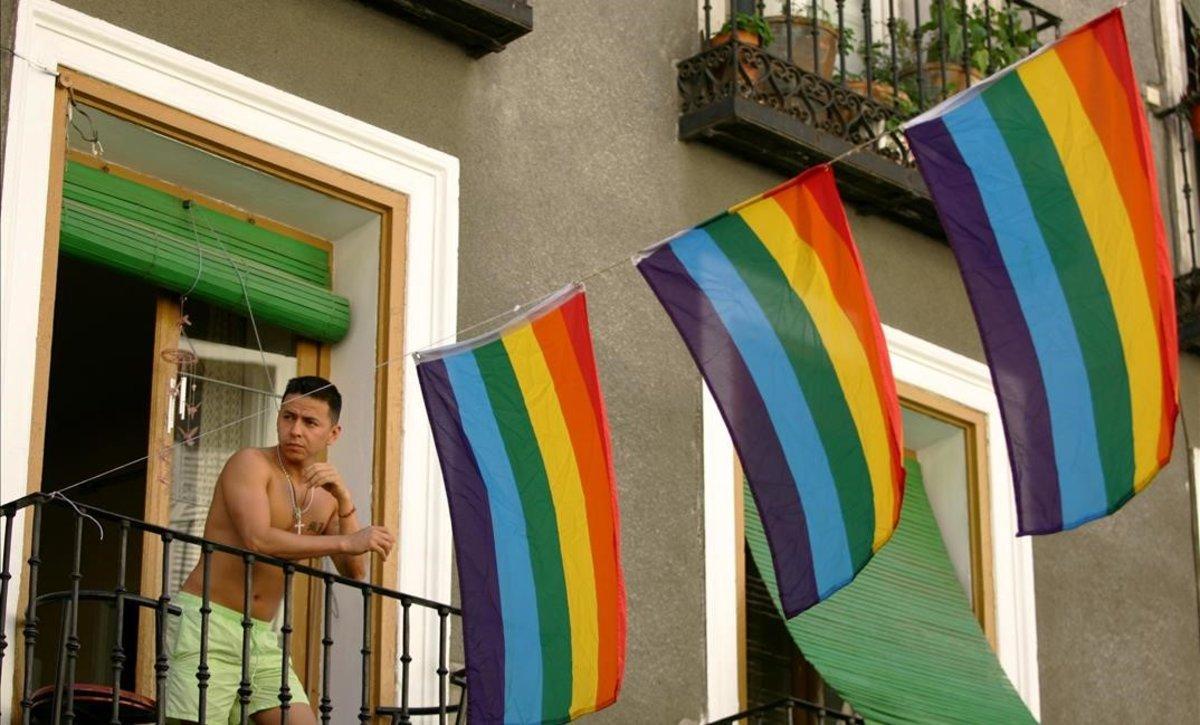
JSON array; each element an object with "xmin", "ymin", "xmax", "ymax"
[{"xmin": 17, "ymin": 66, "xmax": 411, "ymax": 714}]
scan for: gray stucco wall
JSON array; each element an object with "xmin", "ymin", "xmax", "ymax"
[{"xmin": 2, "ymin": 0, "xmax": 1198, "ymax": 721}]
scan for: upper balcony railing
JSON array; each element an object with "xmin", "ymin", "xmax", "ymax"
[
  {"xmin": 365, "ymin": 0, "xmax": 533, "ymax": 56},
  {"xmin": 678, "ymin": 0, "xmax": 1061, "ymax": 234},
  {"xmin": 709, "ymin": 696, "xmax": 864, "ymax": 724},
  {"xmin": 0, "ymin": 493, "xmax": 464, "ymax": 724},
  {"xmin": 1161, "ymin": 13, "xmax": 1200, "ymax": 353}
]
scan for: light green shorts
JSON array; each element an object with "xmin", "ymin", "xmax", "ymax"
[{"xmin": 165, "ymin": 592, "xmax": 308, "ymax": 724}]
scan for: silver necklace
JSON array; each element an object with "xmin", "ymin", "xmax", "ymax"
[{"xmin": 276, "ymin": 446, "xmax": 313, "ymax": 534}]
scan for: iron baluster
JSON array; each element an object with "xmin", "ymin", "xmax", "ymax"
[
  {"xmin": 400, "ymin": 597, "xmax": 413, "ymax": 723},
  {"xmin": 801, "ymin": 0, "xmax": 811, "ymax": 70},
  {"xmin": 1179, "ymin": 113, "xmax": 1198, "ymax": 270},
  {"xmin": 155, "ymin": 533, "xmax": 173, "ymax": 725},
  {"xmin": 836, "ymin": 0, "xmax": 847, "ymax": 84},
  {"xmin": 704, "ymin": 0, "xmax": 712, "ymax": 44},
  {"xmin": 238, "ymin": 555, "xmax": 255, "ymax": 725},
  {"xmin": 20, "ymin": 501, "xmax": 43, "ymax": 725},
  {"xmin": 198, "ymin": 544, "xmax": 213, "ymax": 724},
  {"xmin": 862, "ymin": 0, "xmax": 874, "ymax": 94},
  {"xmin": 359, "ymin": 589, "xmax": 372, "ymax": 723},
  {"xmin": 0, "ymin": 509, "xmax": 14, "ymax": 674},
  {"xmin": 320, "ymin": 575, "xmax": 334, "ymax": 725},
  {"xmin": 785, "ymin": 0, "xmax": 795, "ymax": 64},
  {"xmin": 62, "ymin": 514, "xmax": 85, "ymax": 724},
  {"xmin": 888, "ymin": 0, "xmax": 899, "ymax": 110},
  {"xmin": 109, "ymin": 521, "xmax": 129, "ymax": 725},
  {"xmin": 437, "ymin": 606, "xmax": 449, "ymax": 725},
  {"xmin": 960, "ymin": 0, "xmax": 971, "ymax": 88},
  {"xmin": 913, "ymin": 0, "xmax": 925, "ymax": 109},
  {"xmin": 937, "ymin": 0, "xmax": 948, "ymax": 100},
  {"xmin": 279, "ymin": 566, "xmax": 294, "ymax": 723},
  {"xmin": 984, "ymin": 1, "xmax": 994, "ymax": 75}
]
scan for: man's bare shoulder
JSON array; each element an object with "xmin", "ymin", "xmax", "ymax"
[{"xmin": 218, "ymin": 447, "xmax": 275, "ymax": 486}]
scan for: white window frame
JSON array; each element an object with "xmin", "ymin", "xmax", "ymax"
[
  {"xmin": 1, "ymin": 0, "xmax": 459, "ymax": 713},
  {"xmin": 703, "ymin": 326, "xmax": 1040, "ymax": 720}
]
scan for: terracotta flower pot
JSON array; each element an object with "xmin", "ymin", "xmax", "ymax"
[
  {"xmin": 711, "ymin": 29, "xmax": 764, "ymax": 84},
  {"xmin": 906, "ymin": 61, "xmax": 983, "ymax": 99},
  {"xmin": 839, "ymin": 80, "xmax": 910, "ymax": 130},
  {"xmin": 764, "ymin": 16, "xmax": 841, "ymax": 79},
  {"xmin": 845, "ymin": 79, "xmax": 910, "ymax": 108}
]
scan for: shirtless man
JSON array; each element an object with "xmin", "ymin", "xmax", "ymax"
[{"xmin": 165, "ymin": 376, "xmax": 395, "ymax": 724}]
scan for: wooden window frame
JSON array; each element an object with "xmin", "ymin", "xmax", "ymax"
[
  {"xmin": 14, "ymin": 66, "xmax": 410, "ymax": 714},
  {"xmin": 896, "ymin": 380, "xmax": 996, "ymax": 646}
]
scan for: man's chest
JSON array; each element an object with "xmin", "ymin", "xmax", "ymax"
[{"xmin": 267, "ymin": 477, "xmax": 332, "ymax": 535}]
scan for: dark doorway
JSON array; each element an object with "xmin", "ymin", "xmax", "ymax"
[{"xmin": 32, "ymin": 255, "xmax": 157, "ymax": 698}]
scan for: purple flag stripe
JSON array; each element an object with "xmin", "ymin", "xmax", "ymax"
[
  {"xmin": 415, "ymin": 360, "xmax": 507, "ymax": 721},
  {"xmin": 906, "ymin": 119, "xmax": 1064, "ymax": 533},
  {"xmin": 638, "ymin": 244, "xmax": 820, "ymax": 614}
]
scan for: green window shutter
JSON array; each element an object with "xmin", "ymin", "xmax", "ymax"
[
  {"xmin": 59, "ymin": 161, "xmax": 351, "ymax": 343},
  {"xmin": 744, "ymin": 458, "xmax": 1035, "ymax": 724}
]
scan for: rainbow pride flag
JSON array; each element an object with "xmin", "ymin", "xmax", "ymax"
[
  {"xmin": 637, "ymin": 166, "xmax": 905, "ymax": 616},
  {"xmin": 904, "ymin": 9, "xmax": 1179, "ymax": 534},
  {"xmin": 415, "ymin": 284, "xmax": 625, "ymax": 723}
]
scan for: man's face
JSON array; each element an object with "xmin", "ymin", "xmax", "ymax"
[{"xmin": 276, "ymin": 394, "xmax": 341, "ymax": 466}]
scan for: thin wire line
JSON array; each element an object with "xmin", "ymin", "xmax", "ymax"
[
  {"xmin": 0, "ymin": 44, "xmax": 60, "ymax": 77},
  {"xmin": 189, "ymin": 205, "xmax": 277, "ymax": 393},
  {"xmin": 32, "ymin": 0, "xmax": 1160, "ymax": 504}
]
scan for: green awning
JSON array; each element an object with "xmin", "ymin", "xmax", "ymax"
[
  {"xmin": 59, "ymin": 161, "xmax": 351, "ymax": 342},
  {"xmin": 745, "ymin": 457, "xmax": 1035, "ymax": 724}
]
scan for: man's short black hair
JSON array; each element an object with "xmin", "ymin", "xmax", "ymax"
[{"xmin": 282, "ymin": 376, "xmax": 342, "ymax": 423}]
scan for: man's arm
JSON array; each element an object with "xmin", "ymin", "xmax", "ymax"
[
  {"xmin": 304, "ymin": 462, "xmax": 390, "ymax": 580},
  {"xmin": 324, "ymin": 505, "xmax": 369, "ymax": 580},
  {"xmin": 219, "ymin": 449, "xmax": 387, "ymax": 561}
]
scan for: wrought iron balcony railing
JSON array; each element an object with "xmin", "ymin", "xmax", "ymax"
[
  {"xmin": 1161, "ymin": 102, "xmax": 1200, "ymax": 354},
  {"xmin": 0, "ymin": 493, "xmax": 463, "ymax": 724},
  {"xmin": 365, "ymin": 0, "xmax": 533, "ymax": 56},
  {"xmin": 709, "ymin": 696, "xmax": 863, "ymax": 724},
  {"xmin": 679, "ymin": 0, "xmax": 1061, "ymax": 234}
]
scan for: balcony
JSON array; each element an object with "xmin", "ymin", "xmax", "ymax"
[
  {"xmin": 678, "ymin": 1, "xmax": 1061, "ymax": 235},
  {"xmin": 1160, "ymin": 10, "xmax": 1199, "ymax": 354},
  {"xmin": 1167, "ymin": 100, "xmax": 1199, "ymax": 354},
  {"xmin": 709, "ymin": 696, "xmax": 863, "ymax": 724},
  {"xmin": 0, "ymin": 493, "xmax": 463, "ymax": 723},
  {"xmin": 365, "ymin": 0, "xmax": 533, "ymax": 56}
]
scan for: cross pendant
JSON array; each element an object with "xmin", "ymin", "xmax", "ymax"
[{"xmin": 294, "ymin": 516, "xmax": 303, "ymax": 535}]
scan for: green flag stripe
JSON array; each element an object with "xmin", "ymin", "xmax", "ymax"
[
  {"xmin": 473, "ymin": 340, "xmax": 573, "ymax": 717},
  {"xmin": 707, "ymin": 213, "xmax": 874, "ymax": 569},
  {"xmin": 981, "ymin": 74, "xmax": 1134, "ymax": 510}
]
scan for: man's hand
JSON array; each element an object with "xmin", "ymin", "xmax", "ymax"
[
  {"xmin": 342, "ymin": 526, "xmax": 395, "ymax": 559},
  {"xmin": 302, "ymin": 463, "xmax": 352, "ymax": 512}
]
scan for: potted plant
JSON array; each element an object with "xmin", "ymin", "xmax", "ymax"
[
  {"xmin": 711, "ymin": 12, "xmax": 775, "ymax": 85},
  {"xmin": 712, "ymin": 11, "xmax": 775, "ymax": 48},
  {"xmin": 764, "ymin": 5, "xmax": 853, "ymax": 80},
  {"xmin": 842, "ymin": 20, "xmax": 917, "ymax": 115},
  {"xmin": 917, "ymin": 3, "xmax": 1038, "ymax": 97}
]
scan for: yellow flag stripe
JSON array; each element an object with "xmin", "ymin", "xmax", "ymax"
[{"xmin": 503, "ymin": 324, "xmax": 600, "ymax": 714}]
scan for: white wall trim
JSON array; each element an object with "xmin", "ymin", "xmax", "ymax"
[
  {"xmin": 1, "ymin": 1, "xmax": 459, "ymax": 715},
  {"xmin": 703, "ymin": 326, "xmax": 1041, "ymax": 721}
]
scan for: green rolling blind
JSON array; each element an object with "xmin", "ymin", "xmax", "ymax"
[
  {"xmin": 59, "ymin": 161, "xmax": 351, "ymax": 342},
  {"xmin": 744, "ymin": 457, "xmax": 1035, "ymax": 724}
]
